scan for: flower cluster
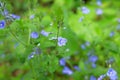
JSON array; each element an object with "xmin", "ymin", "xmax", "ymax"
[
  {"xmin": 59, "ymin": 57, "xmax": 80, "ymax": 75},
  {"xmin": 107, "ymin": 68, "xmax": 118, "ymax": 80},
  {"xmin": 59, "ymin": 57, "xmax": 73, "ymax": 75},
  {"xmin": 80, "ymin": 41, "xmax": 90, "ymax": 50},
  {"xmin": 98, "ymin": 68, "xmax": 118, "ymax": 80},
  {"xmin": 88, "ymin": 55, "xmax": 98, "ymax": 68},
  {"xmin": 0, "ymin": 1, "xmax": 20, "ymax": 30}
]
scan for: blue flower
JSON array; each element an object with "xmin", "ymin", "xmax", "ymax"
[
  {"xmin": 59, "ymin": 58, "xmax": 66, "ymax": 66},
  {"xmin": 88, "ymin": 55, "xmax": 98, "ymax": 68},
  {"xmin": 85, "ymin": 41, "xmax": 90, "ymax": 46},
  {"xmin": 109, "ymin": 32, "xmax": 115, "ymax": 37},
  {"xmin": 58, "ymin": 37, "xmax": 67, "ymax": 46},
  {"xmin": 89, "ymin": 55, "xmax": 98, "ymax": 63},
  {"xmin": 29, "ymin": 14, "xmax": 35, "ymax": 19},
  {"xmin": 78, "ymin": 16, "xmax": 84, "ymax": 22},
  {"xmin": 97, "ymin": 74, "xmax": 106, "ymax": 80},
  {"xmin": 40, "ymin": 30, "xmax": 49, "ymax": 37},
  {"xmin": 62, "ymin": 66, "xmax": 73, "ymax": 75},
  {"xmin": 90, "ymin": 75, "xmax": 96, "ymax": 80},
  {"xmin": 81, "ymin": 6, "xmax": 90, "ymax": 14},
  {"xmin": 92, "ymin": 63, "xmax": 96, "ymax": 68},
  {"xmin": 0, "ymin": 20, "xmax": 6, "ymax": 29},
  {"xmin": 81, "ymin": 44, "xmax": 86, "ymax": 50},
  {"xmin": 107, "ymin": 68, "xmax": 118, "ymax": 80},
  {"xmin": 31, "ymin": 32, "xmax": 39, "ymax": 39},
  {"xmin": 96, "ymin": 9, "xmax": 103, "ymax": 15},
  {"xmin": 97, "ymin": 0, "xmax": 102, "ymax": 6}
]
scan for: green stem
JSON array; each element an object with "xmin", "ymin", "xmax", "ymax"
[
  {"xmin": 29, "ymin": 60, "xmax": 37, "ymax": 80},
  {"xmin": 28, "ymin": 28, "xmax": 31, "ymax": 46}
]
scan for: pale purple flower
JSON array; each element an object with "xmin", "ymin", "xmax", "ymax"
[
  {"xmin": 109, "ymin": 32, "xmax": 115, "ymax": 37},
  {"xmin": 97, "ymin": 74, "xmax": 106, "ymax": 80},
  {"xmin": 0, "ymin": 20, "xmax": 5, "ymax": 29},
  {"xmin": 92, "ymin": 63, "xmax": 96, "ymax": 68},
  {"xmin": 62, "ymin": 66, "xmax": 73, "ymax": 75},
  {"xmin": 31, "ymin": 32, "xmax": 39, "ymax": 39},
  {"xmin": 81, "ymin": 6, "xmax": 90, "ymax": 14},
  {"xmin": 81, "ymin": 44, "xmax": 86, "ymax": 50},
  {"xmin": 117, "ymin": 18, "xmax": 120, "ymax": 23},
  {"xmin": 97, "ymin": 0, "xmax": 102, "ymax": 6},
  {"xmin": 78, "ymin": 16, "xmax": 84, "ymax": 22},
  {"xmin": 59, "ymin": 58, "xmax": 66, "ymax": 66},
  {"xmin": 107, "ymin": 68, "xmax": 118, "ymax": 80},
  {"xmin": 90, "ymin": 75, "xmax": 96, "ymax": 80},
  {"xmin": 74, "ymin": 66, "xmax": 80, "ymax": 71},
  {"xmin": 89, "ymin": 55, "xmax": 98, "ymax": 63},
  {"xmin": 85, "ymin": 41, "xmax": 90, "ymax": 46},
  {"xmin": 41, "ymin": 30, "xmax": 49, "ymax": 37},
  {"xmin": 58, "ymin": 37, "xmax": 67, "ymax": 46},
  {"xmin": 96, "ymin": 9, "xmax": 103, "ymax": 15},
  {"xmin": 29, "ymin": 14, "xmax": 35, "ymax": 19}
]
